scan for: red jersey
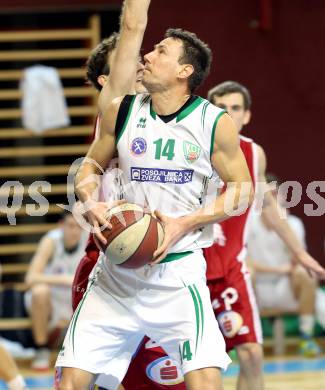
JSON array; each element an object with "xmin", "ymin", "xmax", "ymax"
[{"xmin": 204, "ymin": 136, "xmax": 258, "ymax": 280}]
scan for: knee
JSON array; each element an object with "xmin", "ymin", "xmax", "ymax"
[
  {"xmin": 31, "ymin": 284, "xmax": 51, "ymax": 304},
  {"xmin": 58, "ymin": 383, "xmax": 74, "ymax": 390},
  {"xmin": 58, "ymin": 377, "xmax": 82, "ymax": 390},
  {"xmin": 185, "ymin": 367, "xmax": 221, "ymax": 390},
  {"xmin": 292, "ymin": 267, "xmax": 316, "ymax": 289},
  {"xmin": 237, "ymin": 343, "xmax": 263, "ymax": 373},
  {"xmin": 57, "ymin": 368, "xmax": 92, "ymax": 390}
]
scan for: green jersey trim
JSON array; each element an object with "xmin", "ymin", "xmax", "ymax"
[
  {"xmin": 160, "ymin": 250, "xmax": 193, "ymax": 264},
  {"xmin": 149, "ymin": 96, "xmax": 204, "ymax": 123},
  {"xmin": 176, "ymin": 96, "xmax": 204, "ymax": 123},
  {"xmin": 149, "ymin": 100, "xmax": 157, "ymax": 120},
  {"xmin": 210, "ymin": 110, "xmax": 226, "ymax": 156},
  {"xmin": 116, "ymin": 94, "xmax": 136, "ymax": 144}
]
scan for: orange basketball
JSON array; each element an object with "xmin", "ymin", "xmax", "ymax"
[{"xmin": 94, "ymin": 203, "xmax": 164, "ymax": 268}]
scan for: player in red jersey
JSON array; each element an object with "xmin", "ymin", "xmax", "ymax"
[{"xmin": 120, "ymin": 81, "xmax": 325, "ymax": 390}]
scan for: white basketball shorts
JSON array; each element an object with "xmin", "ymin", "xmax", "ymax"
[{"xmin": 55, "ymin": 250, "xmax": 230, "ymax": 385}]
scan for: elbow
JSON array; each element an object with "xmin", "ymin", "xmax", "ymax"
[{"xmin": 25, "ymin": 274, "xmax": 34, "ymax": 288}]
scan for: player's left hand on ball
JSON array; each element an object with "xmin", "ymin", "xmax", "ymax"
[
  {"xmin": 295, "ymin": 251, "xmax": 325, "ymax": 279},
  {"xmin": 151, "ymin": 211, "xmax": 188, "ymax": 265}
]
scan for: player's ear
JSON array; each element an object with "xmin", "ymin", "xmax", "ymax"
[
  {"xmin": 243, "ymin": 109, "xmax": 251, "ymax": 125},
  {"xmin": 179, "ymin": 64, "xmax": 194, "ymax": 81},
  {"xmin": 98, "ymin": 75, "xmax": 108, "ymax": 88}
]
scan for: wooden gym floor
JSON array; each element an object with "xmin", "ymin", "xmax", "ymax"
[{"xmin": 0, "ymin": 355, "xmax": 324, "ymax": 389}]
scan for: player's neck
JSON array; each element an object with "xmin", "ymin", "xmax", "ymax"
[{"xmin": 150, "ymin": 87, "xmax": 191, "ymax": 116}]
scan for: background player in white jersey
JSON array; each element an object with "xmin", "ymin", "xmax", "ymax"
[
  {"xmin": 24, "ymin": 210, "xmax": 87, "ymax": 370},
  {"xmin": 248, "ymin": 173, "xmax": 320, "ymax": 356},
  {"xmin": 58, "ymin": 29, "xmax": 254, "ymax": 390}
]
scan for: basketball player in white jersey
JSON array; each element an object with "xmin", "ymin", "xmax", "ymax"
[
  {"xmin": 24, "ymin": 210, "xmax": 88, "ymax": 370},
  {"xmin": 57, "ymin": 29, "xmax": 254, "ymax": 390}
]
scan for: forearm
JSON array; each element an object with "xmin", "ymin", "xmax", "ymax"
[
  {"xmin": 75, "ymin": 160, "xmax": 102, "ymax": 203},
  {"xmin": 98, "ymin": 0, "xmax": 150, "ymax": 112},
  {"xmin": 183, "ymin": 181, "xmax": 253, "ymax": 231},
  {"xmin": 251, "ymin": 261, "xmax": 282, "ymax": 274},
  {"xmin": 27, "ymin": 274, "xmax": 73, "ymax": 287},
  {"xmin": 263, "ymin": 192, "xmax": 305, "ymax": 257},
  {"xmin": 121, "ymin": 0, "xmax": 150, "ymax": 31}
]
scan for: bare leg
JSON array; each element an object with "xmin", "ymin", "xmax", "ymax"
[
  {"xmin": 236, "ymin": 343, "xmax": 264, "ymax": 390},
  {"xmin": 0, "ymin": 345, "xmax": 20, "ymax": 382},
  {"xmin": 58, "ymin": 367, "xmax": 95, "ymax": 390},
  {"xmin": 184, "ymin": 367, "xmax": 222, "ymax": 390},
  {"xmin": 30, "ymin": 284, "xmax": 52, "ymax": 345},
  {"xmin": 0, "ymin": 345, "xmax": 26, "ymax": 389},
  {"xmin": 291, "ymin": 266, "xmax": 316, "ymax": 316}
]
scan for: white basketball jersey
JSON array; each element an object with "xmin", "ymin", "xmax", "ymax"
[{"xmin": 116, "ymin": 94, "xmax": 225, "ymax": 253}]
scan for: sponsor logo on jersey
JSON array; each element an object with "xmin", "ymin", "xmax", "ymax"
[
  {"xmin": 130, "ymin": 137, "xmax": 147, "ymax": 156},
  {"xmin": 217, "ymin": 310, "xmax": 243, "ymax": 338},
  {"xmin": 238, "ymin": 325, "xmax": 249, "ymax": 335},
  {"xmin": 131, "ymin": 167, "xmax": 193, "ymax": 184},
  {"xmin": 137, "ymin": 117, "xmax": 147, "ymax": 128},
  {"xmin": 146, "ymin": 356, "xmax": 184, "ymax": 385},
  {"xmin": 183, "ymin": 141, "xmax": 201, "ymax": 164}
]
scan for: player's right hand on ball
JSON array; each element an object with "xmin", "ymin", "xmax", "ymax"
[{"xmin": 82, "ymin": 199, "xmax": 126, "ymax": 245}]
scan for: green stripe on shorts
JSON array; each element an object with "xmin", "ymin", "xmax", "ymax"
[
  {"xmin": 188, "ymin": 285, "xmax": 200, "ymax": 354},
  {"xmin": 193, "ymin": 284, "xmax": 204, "ymax": 342},
  {"xmin": 160, "ymin": 251, "xmax": 193, "ymax": 264}
]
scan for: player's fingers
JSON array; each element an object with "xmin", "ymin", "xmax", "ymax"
[
  {"xmin": 96, "ymin": 213, "xmax": 111, "ymax": 228},
  {"xmin": 152, "ymin": 240, "xmax": 168, "ymax": 261},
  {"xmin": 314, "ymin": 266, "xmax": 325, "ymax": 279},
  {"xmin": 154, "ymin": 210, "xmax": 167, "ymax": 224},
  {"xmin": 92, "ymin": 222, "xmax": 107, "ymax": 245},
  {"xmin": 151, "ymin": 248, "xmax": 168, "ymax": 265}
]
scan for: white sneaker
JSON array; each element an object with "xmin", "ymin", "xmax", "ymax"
[{"xmin": 31, "ymin": 348, "xmax": 50, "ymax": 371}]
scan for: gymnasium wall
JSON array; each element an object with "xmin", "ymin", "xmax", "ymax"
[{"xmin": 1, "ymin": 0, "xmax": 324, "ymax": 264}]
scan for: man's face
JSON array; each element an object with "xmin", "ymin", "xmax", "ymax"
[
  {"xmin": 142, "ymin": 37, "xmax": 186, "ymax": 92},
  {"xmin": 62, "ymin": 215, "xmax": 82, "ymax": 250},
  {"xmin": 212, "ymin": 92, "xmax": 251, "ymax": 133}
]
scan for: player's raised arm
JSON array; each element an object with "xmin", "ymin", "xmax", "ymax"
[
  {"xmin": 98, "ymin": 0, "xmax": 151, "ymax": 113},
  {"xmin": 74, "ymin": 97, "xmax": 123, "ymax": 239}
]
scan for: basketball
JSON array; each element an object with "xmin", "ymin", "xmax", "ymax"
[{"xmin": 94, "ymin": 203, "xmax": 164, "ymax": 268}]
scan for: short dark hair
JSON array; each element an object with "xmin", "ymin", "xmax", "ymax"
[
  {"xmin": 164, "ymin": 28, "xmax": 212, "ymax": 92},
  {"xmin": 85, "ymin": 33, "xmax": 119, "ymax": 91},
  {"xmin": 208, "ymin": 81, "xmax": 252, "ymax": 110}
]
